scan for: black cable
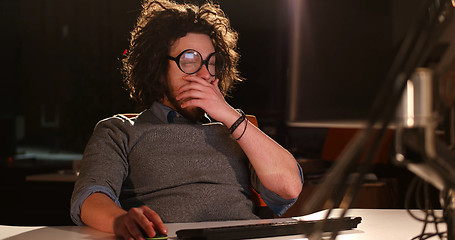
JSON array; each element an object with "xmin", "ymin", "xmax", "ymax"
[{"xmin": 405, "ymin": 176, "xmax": 447, "ymax": 240}]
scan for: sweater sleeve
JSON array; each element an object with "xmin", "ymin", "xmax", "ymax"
[
  {"xmin": 249, "ymin": 162, "xmax": 304, "ymax": 216},
  {"xmin": 70, "ymin": 116, "xmax": 132, "ymax": 225}
]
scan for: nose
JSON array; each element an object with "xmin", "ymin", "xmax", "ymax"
[{"xmin": 196, "ymin": 64, "xmax": 212, "ymax": 82}]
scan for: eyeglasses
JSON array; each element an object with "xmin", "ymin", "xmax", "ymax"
[{"xmin": 168, "ymin": 49, "xmax": 224, "ymax": 76}]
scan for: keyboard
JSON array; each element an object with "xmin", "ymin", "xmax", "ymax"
[{"xmin": 176, "ymin": 216, "xmax": 362, "ymax": 240}]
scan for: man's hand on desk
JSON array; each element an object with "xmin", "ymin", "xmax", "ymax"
[
  {"xmin": 114, "ymin": 205, "xmax": 168, "ymax": 240},
  {"xmin": 81, "ymin": 193, "xmax": 168, "ymax": 240}
]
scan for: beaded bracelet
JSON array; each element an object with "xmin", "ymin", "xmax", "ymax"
[{"xmin": 229, "ymin": 109, "xmax": 246, "ymax": 134}]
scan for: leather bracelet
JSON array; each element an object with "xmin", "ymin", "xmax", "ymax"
[
  {"xmin": 235, "ymin": 117, "xmax": 248, "ymax": 140},
  {"xmin": 229, "ymin": 109, "xmax": 246, "ymax": 134}
]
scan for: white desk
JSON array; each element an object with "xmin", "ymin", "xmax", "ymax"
[{"xmin": 0, "ymin": 209, "xmax": 446, "ymax": 240}]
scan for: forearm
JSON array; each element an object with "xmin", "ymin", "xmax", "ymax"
[
  {"xmin": 174, "ymin": 77, "xmax": 302, "ymax": 199},
  {"xmin": 81, "ymin": 193, "xmax": 126, "ymax": 233},
  {"xmin": 225, "ymin": 110, "xmax": 303, "ymax": 199}
]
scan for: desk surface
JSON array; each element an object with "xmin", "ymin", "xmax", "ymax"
[{"xmin": 0, "ymin": 209, "xmax": 446, "ymax": 240}]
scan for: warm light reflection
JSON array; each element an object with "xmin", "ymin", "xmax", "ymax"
[
  {"xmin": 452, "ymin": 0, "xmax": 455, "ymax": 7},
  {"xmin": 406, "ymin": 80, "xmax": 415, "ymax": 126}
]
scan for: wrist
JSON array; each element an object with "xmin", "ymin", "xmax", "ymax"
[
  {"xmin": 228, "ymin": 109, "xmax": 246, "ymax": 134},
  {"xmin": 216, "ymin": 106, "xmax": 241, "ymax": 126}
]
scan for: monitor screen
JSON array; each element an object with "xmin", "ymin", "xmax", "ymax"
[{"xmin": 284, "ymin": 0, "xmax": 443, "ymax": 128}]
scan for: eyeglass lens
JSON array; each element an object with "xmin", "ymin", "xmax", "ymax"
[{"xmin": 178, "ymin": 50, "xmax": 221, "ymax": 76}]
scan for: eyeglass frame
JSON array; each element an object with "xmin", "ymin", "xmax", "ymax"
[{"xmin": 167, "ymin": 49, "xmax": 221, "ymax": 76}]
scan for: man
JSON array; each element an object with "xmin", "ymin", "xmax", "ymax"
[{"xmin": 70, "ymin": 1, "xmax": 303, "ymax": 239}]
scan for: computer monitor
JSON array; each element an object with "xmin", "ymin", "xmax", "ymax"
[
  {"xmin": 284, "ymin": 0, "xmax": 450, "ymax": 128},
  {"xmin": 295, "ymin": 4, "xmax": 455, "ymax": 238}
]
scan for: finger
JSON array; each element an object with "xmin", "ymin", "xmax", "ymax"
[
  {"xmin": 117, "ymin": 225, "xmax": 135, "ymax": 240},
  {"xmin": 124, "ymin": 215, "xmax": 145, "ymax": 240},
  {"xmin": 177, "ymin": 90, "xmax": 207, "ymax": 103},
  {"xmin": 121, "ymin": 231, "xmax": 134, "ymax": 240},
  {"xmin": 177, "ymin": 84, "xmax": 205, "ymax": 97},
  {"xmin": 211, "ymin": 79, "xmax": 222, "ymax": 93},
  {"xmin": 132, "ymin": 207, "xmax": 159, "ymax": 238},
  {"xmin": 183, "ymin": 75, "xmax": 214, "ymax": 86},
  {"xmin": 177, "ymin": 86, "xmax": 219, "ymax": 103},
  {"xmin": 179, "ymin": 92, "xmax": 220, "ymax": 109},
  {"xmin": 114, "ymin": 215, "xmax": 136, "ymax": 240},
  {"xmin": 178, "ymin": 80, "xmax": 215, "ymax": 94},
  {"xmin": 181, "ymin": 98, "xmax": 204, "ymax": 109},
  {"xmin": 177, "ymin": 82, "xmax": 222, "ymax": 101},
  {"xmin": 135, "ymin": 214, "xmax": 157, "ymax": 238},
  {"xmin": 143, "ymin": 207, "xmax": 168, "ymax": 235}
]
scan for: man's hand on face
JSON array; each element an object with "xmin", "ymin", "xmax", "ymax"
[
  {"xmin": 176, "ymin": 75, "xmax": 235, "ymax": 123},
  {"xmin": 114, "ymin": 205, "xmax": 167, "ymax": 240}
]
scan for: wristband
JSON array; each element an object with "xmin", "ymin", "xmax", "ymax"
[
  {"xmin": 235, "ymin": 117, "xmax": 248, "ymax": 141},
  {"xmin": 229, "ymin": 109, "xmax": 246, "ymax": 134}
]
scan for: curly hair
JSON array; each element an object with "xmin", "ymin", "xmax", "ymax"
[{"xmin": 122, "ymin": 0, "xmax": 241, "ymax": 106}]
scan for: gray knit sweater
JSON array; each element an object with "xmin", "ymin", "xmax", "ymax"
[{"xmin": 71, "ymin": 109, "xmax": 262, "ymax": 224}]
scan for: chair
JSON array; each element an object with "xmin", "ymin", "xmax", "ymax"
[{"xmin": 321, "ymin": 128, "xmax": 395, "ymax": 164}]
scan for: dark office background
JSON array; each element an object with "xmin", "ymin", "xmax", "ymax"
[
  {"xmin": 0, "ymin": 0, "xmax": 299, "ymax": 225},
  {"xmin": 0, "ymin": 0, "xmax": 439, "ymax": 226},
  {"xmin": 0, "ymin": 0, "xmax": 426, "ymax": 156},
  {"xmin": 0, "ymin": 0, "xmax": 296, "ymax": 155}
]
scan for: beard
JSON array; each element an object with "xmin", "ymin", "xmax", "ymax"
[{"xmin": 164, "ymin": 86, "xmax": 205, "ymax": 123}]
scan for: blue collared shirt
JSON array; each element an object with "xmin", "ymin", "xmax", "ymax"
[{"xmin": 150, "ymin": 102, "xmax": 212, "ymax": 124}]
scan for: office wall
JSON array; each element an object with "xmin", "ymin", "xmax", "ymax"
[
  {"xmin": 1, "ymin": 0, "xmax": 140, "ymax": 152},
  {"xmin": 1, "ymin": 0, "xmax": 290, "ymax": 152}
]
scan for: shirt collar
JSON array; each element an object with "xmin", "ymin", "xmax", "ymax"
[
  {"xmin": 150, "ymin": 102, "xmax": 176, "ymax": 123},
  {"xmin": 150, "ymin": 101, "xmax": 212, "ymax": 124}
]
